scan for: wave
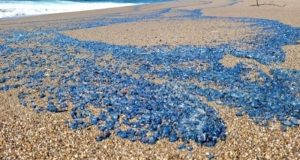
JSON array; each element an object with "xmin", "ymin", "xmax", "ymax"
[{"xmin": 0, "ymin": 0, "xmax": 141, "ymax": 19}]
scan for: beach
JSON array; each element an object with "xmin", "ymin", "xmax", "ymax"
[{"xmin": 1, "ymin": 0, "xmax": 300, "ymax": 159}]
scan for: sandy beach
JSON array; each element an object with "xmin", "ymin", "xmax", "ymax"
[{"xmin": 1, "ymin": 0, "xmax": 300, "ymax": 159}]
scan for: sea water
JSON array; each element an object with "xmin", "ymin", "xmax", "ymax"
[{"xmin": 0, "ymin": 0, "xmax": 167, "ymax": 19}]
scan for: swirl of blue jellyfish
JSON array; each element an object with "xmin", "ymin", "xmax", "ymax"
[{"xmin": 0, "ymin": 7, "xmax": 300, "ymax": 149}]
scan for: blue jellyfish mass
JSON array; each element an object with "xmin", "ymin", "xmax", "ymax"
[{"xmin": 0, "ymin": 7, "xmax": 300, "ymax": 148}]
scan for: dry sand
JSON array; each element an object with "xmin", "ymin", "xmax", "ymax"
[
  {"xmin": 1, "ymin": 0, "xmax": 300, "ymax": 159},
  {"xmin": 203, "ymin": 0, "xmax": 300, "ymax": 27}
]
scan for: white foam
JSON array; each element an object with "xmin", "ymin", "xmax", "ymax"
[{"xmin": 0, "ymin": 1, "xmax": 140, "ymax": 19}]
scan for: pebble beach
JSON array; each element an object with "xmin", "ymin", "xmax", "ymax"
[{"xmin": 1, "ymin": 0, "xmax": 300, "ymax": 159}]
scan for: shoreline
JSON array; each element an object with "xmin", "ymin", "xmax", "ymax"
[{"xmin": 0, "ymin": 0, "xmax": 147, "ymax": 20}]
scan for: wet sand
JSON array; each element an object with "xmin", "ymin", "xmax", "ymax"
[
  {"xmin": 1, "ymin": 0, "xmax": 300, "ymax": 159},
  {"xmin": 64, "ymin": 19, "xmax": 258, "ymax": 47}
]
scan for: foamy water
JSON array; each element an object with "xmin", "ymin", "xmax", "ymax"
[{"xmin": 0, "ymin": 1, "xmax": 140, "ymax": 19}]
